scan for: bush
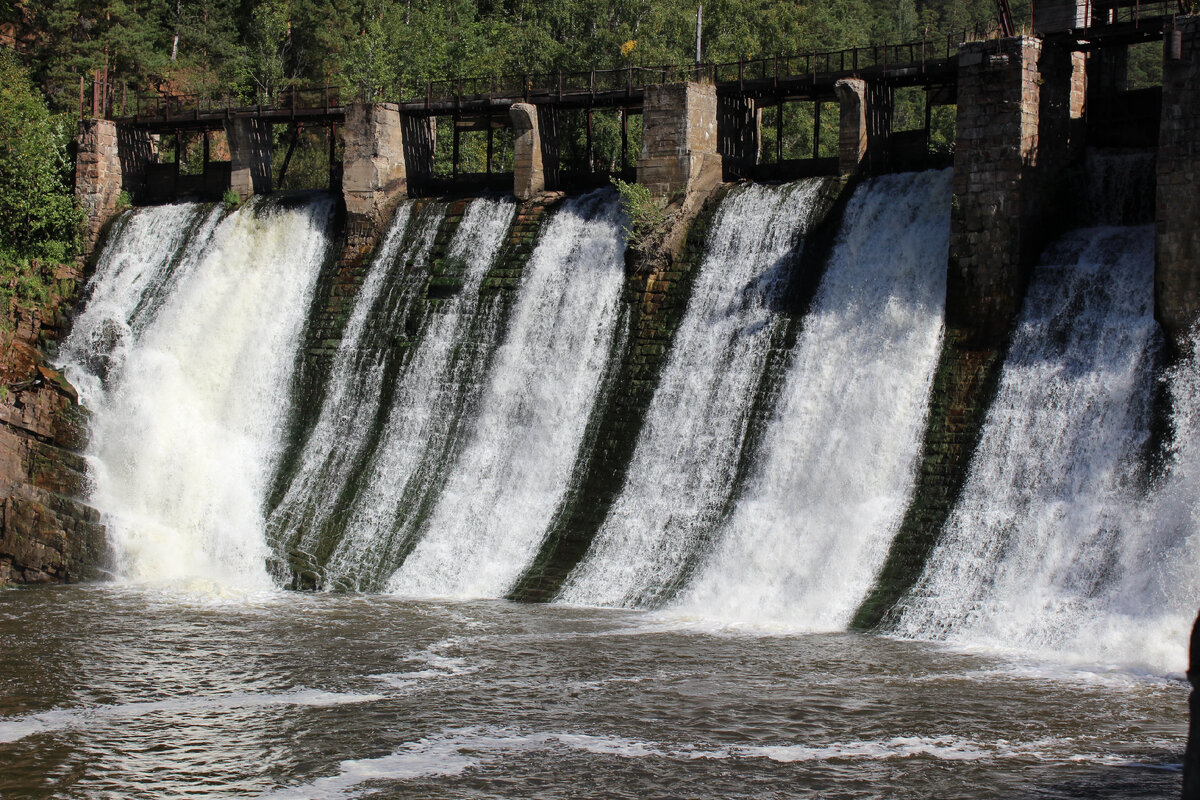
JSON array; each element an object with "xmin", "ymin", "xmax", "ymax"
[
  {"xmin": 223, "ymin": 188, "xmax": 241, "ymax": 211},
  {"xmin": 610, "ymin": 177, "xmax": 665, "ymax": 245},
  {"xmin": 0, "ymin": 51, "xmax": 80, "ymax": 266}
]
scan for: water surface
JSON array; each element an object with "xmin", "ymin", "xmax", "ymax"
[{"xmin": 0, "ymin": 586, "xmax": 1184, "ymax": 799}]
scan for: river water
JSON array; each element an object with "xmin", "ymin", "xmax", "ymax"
[{"xmin": 0, "ymin": 586, "xmax": 1185, "ymax": 799}]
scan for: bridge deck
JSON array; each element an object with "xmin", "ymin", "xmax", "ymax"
[{"xmin": 99, "ymin": 10, "xmax": 1177, "ymax": 134}]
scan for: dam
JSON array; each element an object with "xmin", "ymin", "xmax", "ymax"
[{"xmin": 0, "ymin": 1, "xmax": 1197, "ymax": 797}]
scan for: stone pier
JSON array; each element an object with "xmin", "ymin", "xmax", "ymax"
[
  {"xmin": 74, "ymin": 118, "xmax": 155, "ymax": 253},
  {"xmin": 341, "ymin": 102, "xmax": 407, "ymax": 262},
  {"xmin": 1155, "ymin": 17, "xmax": 1200, "ymax": 350},
  {"xmin": 74, "ymin": 119, "xmax": 123, "ymax": 253},
  {"xmin": 224, "ymin": 117, "xmax": 273, "ymax": 201},
  {"xmin": 510, "ymin": 103, "xmax": 545, "ymax": 200},
  {"xmin": 833, "ymin": 78, "xmax": 893, "ymax": 179},
  {"xmin": 945, "ymin": 36, "xmax": 1045, "ymax": 347},
  {"xmin": 835, "ymin": 79, "xmax": 869, "ymax": 178},
  {"xmin": 637, "ymin": 82, "xmax": 722, "ymax": 198}
]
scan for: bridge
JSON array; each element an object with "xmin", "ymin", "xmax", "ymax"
[{"xmin": 74, "ymin": 0, "xmax": 1199, "ymax": 342}]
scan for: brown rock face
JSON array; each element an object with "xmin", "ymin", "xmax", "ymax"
[{"xmin": 0, "ymin": 262, "xmax": 107, "ymax": 585}]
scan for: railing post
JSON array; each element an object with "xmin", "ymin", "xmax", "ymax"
[
  {"xmin": 627, "ymin": 67, "xmax": 632, "ymax": 96},
  {"xmin": 590, "ymin": 68, "xmax": 596, "ymax": 102},
  {"xmin": 78, "ymin": 75, "xmax": 85, "ymax": 120},
  {"xmin": 558, "ymin": 71, "xmax": 563, "ymax": 101},
  {"xmin": 523, "ymin": 73, "xmax": 529, "ymax": 102},
  {"xmin": 738, "ymin": 56, "xmax": 744, "ymax": 91}
]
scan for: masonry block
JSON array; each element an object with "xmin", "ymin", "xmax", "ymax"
[
  {"xmin": 341, "ymin": 102, "xmax": 407, "ymax": 260},
  {"xmin": 1155, "ymin": 16, "xmax": 1200, "ymax": 349},
  {"xmin": 224, "ymin": 117, "xmax": 273, "ymax": 201},
  {"xmin": 74, "ymin": 119, "xmax": 123, "ymax": 254},
  {"xmin": 637, "ymin": 82, "xmax": 721, "ymax": 198},
  {"xmin": 510, "ymin": 103, "xmax": 545, "ymax": 200},
  {"xmin": 947, "ymin": 36, "xmax": 1046, "ymax": 347}
]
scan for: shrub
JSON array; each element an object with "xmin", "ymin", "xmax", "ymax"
[
  {"xmin": 0, "ymin": 51, "xmax": 80, "ymax": 265},
  {"xmin": 610, "ymin": 177, "xmax": 665, "ymax": 245}
]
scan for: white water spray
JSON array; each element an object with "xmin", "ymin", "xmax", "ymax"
[
  {"xmin": 321, "ymin": 197, "xmax": 516, "ymax": 589},
  {"xmin": 265, "ymin": 202, "xmax": 434, "ymax": 567},
  {"xmin": 386, "ymin": 190, "xmax": 626, "ymax": 599},
  {"xmin": 892, "ymin": 225, "xmax": 1193, "ymax": 672},
  {"xmin": 561, "ymin": 180, "xmax": 827, "ymax": 607},
  {"xmin": 670, "ymin": 169, "xmax": 951, "ymax": 629},
  {"xmin": 61, "ymin": 198, "xmax": 333, "ymax": 591}
]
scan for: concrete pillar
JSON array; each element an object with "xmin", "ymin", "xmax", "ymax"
[
  {"xmin": 835, "ymin": 78, "xmax": 868, "ymax": 178},
  {"xmin": 637, "ymin": 82, "xmax": 721, "ymax": 198},
  {"xmin": 341, "ymin": 102, "xmax": 406, "ymax": 263},
  {"xmin": 946, "ymin": 36, "xmax": 1044, "ymax": 347},
  {"xmin": 509, "ymin": 103, "xmax": 545, "ymax": 201},
  {"xmin": 224, "ymin": 117, "xmax": 273, "ymax": 201},
  {"xmin": 1156, "ymin": 17, "xmax": 1200, "ymax": 350},
  {"xmin": 75, "ymin": 119, "xmax": 123, "ymax": 253}
]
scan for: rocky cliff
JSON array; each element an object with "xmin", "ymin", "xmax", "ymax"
[{"xmin": 0, "ymin": 259, "xmax": 105, "ymax": 584}]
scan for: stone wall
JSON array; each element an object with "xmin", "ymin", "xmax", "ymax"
[
  {"xmin": 946, "ymin": 36, "xmax": 1044, "ymax": 347},
  {"xmin": 1156, "ymin": 16, "xmax": 1200, "ymax": 351},
  {"xmin": 75, "ymin": 119, "xmax": 123, "ymax": 254},
  {"xmin": 637, "ymin": 82, "xmax": 722, "ymax": 198}
]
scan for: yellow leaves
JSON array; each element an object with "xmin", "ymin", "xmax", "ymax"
[{"xmin": 620, "ymin": 39, "xmax": 637, "ymax": 57}]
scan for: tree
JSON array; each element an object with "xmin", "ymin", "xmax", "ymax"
[{"xmin": 0, "ymin": 51, "xmax": 80, "ymax": 264}]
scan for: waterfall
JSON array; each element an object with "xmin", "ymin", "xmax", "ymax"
[
  {"xmin": 386, "ymin": 190, "xmax": 626, "ymax": 599},
  {"xmin": 265, "ymin": 200, "xmax": 426, "ymax": 573},
  {"xmin": 317, "ymin": 197, "xmax": 516, "ymax": 590},
  {"xmin": 560, "ymin": 180, "xmax": 828, "ymax": 607},
  {"xmin": 60, "ymin": 198, "xmax": 333, "ymax": 590},
  {"xmin": 891, "ymin": 225, "xmax": 1181, "ymax": 671},
  {"xmin": 667, "ymin": 169, "xmax": 950, "ymax": 629}
]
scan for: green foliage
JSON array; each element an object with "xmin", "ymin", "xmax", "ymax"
[
  {"xmin": 0, "ymin": 51, "xmax": 80, "ymax": 266},
  {"xmin": 223, "ymin": 188, "xmax": 241, "ymax": 210},
  {"xmin": 610, "ymin": 177, "xmax": 665, "ymax": 244}
]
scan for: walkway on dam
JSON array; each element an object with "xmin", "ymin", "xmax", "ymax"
[{"xmin": 83, "ymin": 0, "xmax": 1180, "ymax": 131}]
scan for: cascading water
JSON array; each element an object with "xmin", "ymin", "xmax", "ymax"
[
  {"xmin": 386, "ymin": 190, "xmax": 626, "ymax": 599},
  {"xmin": 318, "ymin": 197, "xmax": 516, "ymax": 590},
  {"xmin": 666, "ymin": 169, "xmax": 950, "ymax": 629},
  {"xmin": 560, "ymin": 180, "xmax": 828, "ymax": 607},
  {"xmin": 60, "ymin": 197, "xmax": 333, "ymax": 590},
  {"xmin": 265, "ymin": 201, "xmax": 424, "ymax": 572},
  {"xmin": 890, "ymin": 225, "xmax": 1191, "ymax": 672}
]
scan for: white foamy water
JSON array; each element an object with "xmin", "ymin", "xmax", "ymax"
[
  {"xmin": 671, "ymin": 169, "xmax": 951, "ymax": 630},
  {"xmin": 265, "ymin": 202, "xmax": 423, "ymax": 561},
  {"xmin": 561, "ymin": 180, "xmax": 827, "ymax": 607},
  {"xmin": 321, "ymin": 197, "xmax": 516, "ymax": 589},
  {"xmin": 891, "ymin": 225, "xmax": 1191, "ymax": 672},
  {"xmin": 386, "ymin": 190, "xmax": 626, "ymax": 599},
  {"xmin": 60, "ymin": 198, "xmax": 333, "ymax": 591}
]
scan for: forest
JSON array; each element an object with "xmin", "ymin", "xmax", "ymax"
[{"xmin": 0, "ymin": 0, "xmax": 998, "ymax": 313}]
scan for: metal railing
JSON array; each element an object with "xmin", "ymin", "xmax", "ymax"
[{"xmin": 79, "ymin": 1, "xmax": 1187, "ymax": 123}]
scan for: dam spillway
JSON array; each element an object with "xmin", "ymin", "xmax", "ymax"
[
  {"xmin": 12, "ymin": 157, "xmax": 1188, "ymax": 798},
  {"xmin": 53, "ymin": 161, "xmax": 1198, "ymax": 676}
]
